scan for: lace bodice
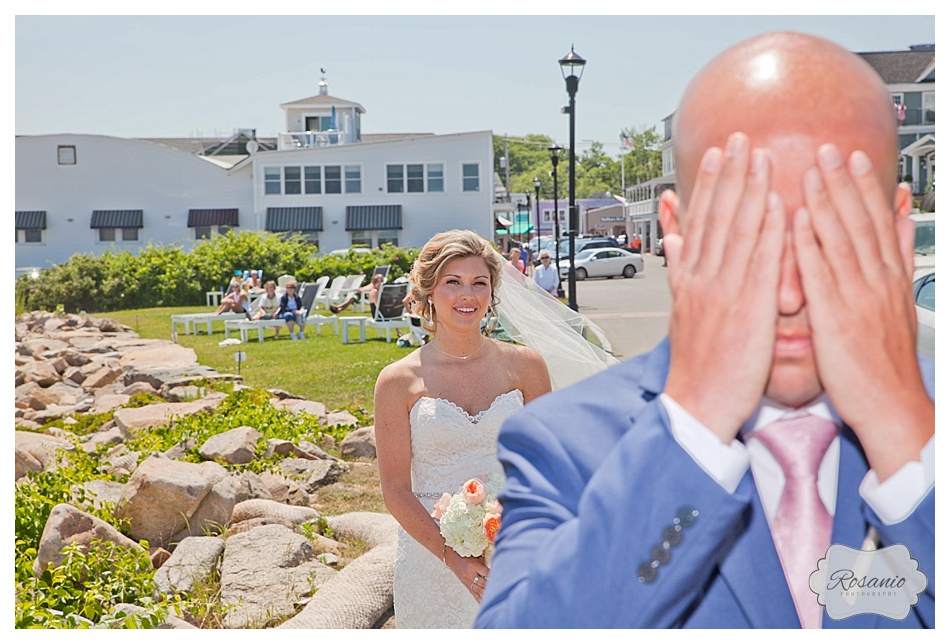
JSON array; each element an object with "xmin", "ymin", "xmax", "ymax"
[
  {"xmin": 407, "ymin": 389, "xmax": 523, "ymax": 499},
  {"xmin": 394, "ymin": 388, "xmax": 524, "ymax": 628}
]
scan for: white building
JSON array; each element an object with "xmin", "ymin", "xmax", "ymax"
[{"xmin": 15, "ymin": 78, "xmax": 495, "ymax": 272}]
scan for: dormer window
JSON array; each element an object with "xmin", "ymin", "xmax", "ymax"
[{"xmin": 58, "ymin": 145, "xmax": 76, "ymax": 165}]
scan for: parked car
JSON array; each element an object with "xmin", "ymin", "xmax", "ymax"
[
  {"xmin": 913, "ymin": 267, "xmax": 935, "ymax": 360},
  {"xmin": 328, "ymin": 247, "xmax": 373, "ymax": 256},
  {"xmin": 910, "ymin": 213, "xmax": 935, "ymax": 269},
  {"xmin": 556, "ymin": 236, "xmax": 621, "ymax": 258},
  {"xmin": 558, "ymin": 247, "xmax": 645, "ymax": 280}
]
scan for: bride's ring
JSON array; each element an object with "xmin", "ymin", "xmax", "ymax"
[{"xmin": 473, "ymin": 574, "xmax": 480, "ymax": 585}]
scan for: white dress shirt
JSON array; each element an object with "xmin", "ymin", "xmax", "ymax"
[
  {"xmin": 660, "ymin": 393, "xmax": 935, "ymax": 526},
  {"xmin": 533, "ymin": 262, "xmax": 559, "ymax": 294}
]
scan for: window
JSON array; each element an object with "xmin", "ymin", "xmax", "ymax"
[
  {"xmin": 23, "ymin": 229, "xmax": 42, "ymax": 243},
  {"xmin": 387, "ymin": 165, "xmax": 404, "ymax": 193},
  {"xmin": 305, "ymin": 166, "xmax": 322, "ymax": 194},
  {"xmin": 325, "ymin": 165, "xmax": 342, "ymax": 194},
  {"xmin": 351, "ymin": 231, "xmax": 372, "ymax": 248},
  {"xmin": 462, "ymin": 163, "xmax": 480, "ymax": 192},
  {"xmin": 121, "ymin": 228, "xmax": 138, "ymax": 241},
  {"xmin": 58, "ymin": 145, "xmax": 76, "ymax": 165},
  {"xmin": 305, "ymin": 115, "xmax": 333, "ymax": 132},
  {"xmin": 98, "ymin": 228, "xmax": 116, "ymax": 242},
  {"xmin": 427, "ymin": 164, "xmax": 444, "ymax": 192},
  {"xmin": 264, "ymin": 167, "xmax": 281, "ymax": 195},
  {"xmin": 407, "ymin": 164, "xmax": 425, "ymax": 193},
  {"xmin": 543, "ymin": 209, "xmax": 567, "ymax": 223},
  {"xmin": 345, "ymin": 165, "xmax": 362, "ymax": 193},
  {"xmin": 284, "ymin": 166, "xmax": 302, "ymax": 195},
  {"xmin": 923, "ymin": 92, "xmax": 935, "ymax": 124},
  {"xmin": 98, "ymin": 227, "xmax": 141, "ymax": 242},
  {"xmin": 194, "ymin": 225, "xmax": 231, "ymax": 240},
  {"xmin": 377, "ymin": 229, "xmax": 399, "ymax": 248}
]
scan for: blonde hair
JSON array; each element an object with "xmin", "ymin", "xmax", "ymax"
[{"xmin": 408, "ymin": 230, "xmax": 503, "ymax": 328}]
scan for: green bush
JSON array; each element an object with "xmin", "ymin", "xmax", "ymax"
[{"xmin": 16, "ymin": 231, "xmax": 420, "ymax": 315}]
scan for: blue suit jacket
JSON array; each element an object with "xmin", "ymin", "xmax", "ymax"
[{"xmin": 475, "ymin": 338, "xmax": 934, "ymax": 628}]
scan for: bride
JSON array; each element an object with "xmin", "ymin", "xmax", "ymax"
[{"xmin": 374, "ymin": 230, "xmax": 552, "ymax": 628}]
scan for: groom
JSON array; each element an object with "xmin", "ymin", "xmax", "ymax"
[{"xmin": 475, "ymin": 32, "xmax": 934, "ymax": 629}]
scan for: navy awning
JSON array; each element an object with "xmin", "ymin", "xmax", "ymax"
[
  {"xmin": 345, "ymin": 205, "xmax": 402, "ymax": 231},
  {"xmin": 187, "ymin": 208, "xmax": 239, "ymax": 227},
  {"xmin": 16, "ymin": 211, "xmax": 47, "ymax": 229},
  {"xmin": 266, "ymin": 207, "xmax": 323, "ymax": 232},
  {"xmin": 90, "ymin": 210, "xmax": 143, "ymax": 229}
]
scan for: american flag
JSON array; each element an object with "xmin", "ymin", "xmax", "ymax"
[{"xmin": 620, "ymin": 131, "xmax": 635, "ymax": 150}]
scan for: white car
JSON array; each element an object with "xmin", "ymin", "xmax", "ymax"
[
  {"xmin": 910, "ymin": 213, "xmax": 935, "ymax": 270},
  {"xmin": 912, "ymin": 268, "xmax": 935, "ymax": 360},
  {"xmin": 328, "ymin": 247, "xmax": 373, "ymax": 256},
  {"xmin": 558, "ymin": 247, "xmax": 644, "ymax": 280}
]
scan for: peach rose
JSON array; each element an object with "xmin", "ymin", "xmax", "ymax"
[
  {"xmin": 483, "ymin": 513, "xmax": 501, "ymax": 544},
  {"xmin": 462, "ymin": 478, "xmax": 487, "ymax": 505},
  {"xmin": 431, "ymin": 493, "xmax": 453, "ymax": 520}
]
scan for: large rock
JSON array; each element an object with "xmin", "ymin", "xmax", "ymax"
[
  {"xmin": 15, "ymin": 431, "xmax": 75, "ymax": 479},
  {"xmin": 114, "ymin": 456, "xmax": 229, "ymax": 549},
  {"xmin": 230, "ymin": 499, "xmax": 319, "ymax": 527},
  {"xmin": 23, "ymin": 362, "xmax": 61, "ymax": 387},
  {"xmin": 153, "ymin": 536, "xmax": 225, "ymax": 595},
  {"xmin": 82, "ymin": 364, "xmax": 123, "ymax": 390},
  {"xmin": 166, "ymin": 471, "xmax": 270, "ymax": 546},
  {"xmin": 33, "ymin": 503, "xmax": 145, "ymax": 576},
  {"xmin": 198, "ymin": 426, "xmax": 262, "ymax": 465},
  {"xmin": 326, "ymin": 410, "xmax": 359, "ymax": 427},
  {"xmin": 219, "ymin": 524, "xmax": 336, "ymax": 628},
  {"xmin": 258, "ymin": 471, "xmax": 310, "ymax": 506},
  {"xmin": 112, "ymin": 398, "xmax": 223, "ymax": 433},
  {"xmin": 89, "ymin": 393, "xmax": 131, "ymax": 415},
  {"xmin": 340, "ymin": 426, "xmax": 377, "ymax": 458},
  {"xmin": 278, "ymin": 458, "xmax": 349, "ymax": 493},
  {"xmin": 273, "ymin": 399, "xmax": 328, "ymax": 424}
]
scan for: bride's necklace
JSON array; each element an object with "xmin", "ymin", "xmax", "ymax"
[{"xmin": 430, "ymin": 337, "xmax": 487, "ymax": 361}]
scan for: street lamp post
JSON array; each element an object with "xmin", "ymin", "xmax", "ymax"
[
  {"xmin": 533, "ymin": 177, "xmax": 542, "ymax": 256},
  {"xmin": 549, "ymin": 143, "xmax": 564, "ymax": 299},
  {"xmin": 560, "ymin": 46, "xmax": 586, "ymax": 311},
  {"xmin": 525, "ymin": 190, "xmax": 532, "ymax": 256}
]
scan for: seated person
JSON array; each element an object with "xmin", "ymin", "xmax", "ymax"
[
  {"xmin": 215, "ymin": 280, "xmax": 249, "ymax": 316},
  {"xmin": 244, "ymin": 270, "xmax": 262, "ymax": 291},
  {"xmin": 250, "ymin": 280, "xmax": 282, "ymax": 336},
  {"xmin": 329, "ymin": 274, "xmax": 385, "ymax": 317},
  {"xmin": 276, "ymin": 280, "xmax": 306, "ymax": 340}
]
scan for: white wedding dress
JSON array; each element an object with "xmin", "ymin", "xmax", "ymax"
[{"xmin": 393, "ymin": 388, "xmax": 524, "ymax": 629}]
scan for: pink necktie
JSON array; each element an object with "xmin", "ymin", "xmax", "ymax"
[{"xmin": 755, "ymin": 415, "xmax": 838, "ymax": 629}]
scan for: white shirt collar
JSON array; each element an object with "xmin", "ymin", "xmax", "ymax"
[{"xmin": 740, "ymin": 392, "xmax": 842, "ymax": 438}]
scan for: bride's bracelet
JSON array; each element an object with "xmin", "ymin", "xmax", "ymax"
[{"xmin": 442, "ymin": 542, "xmax": 449, "ymax": 568}]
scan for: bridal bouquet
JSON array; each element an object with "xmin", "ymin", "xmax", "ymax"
[{"xmin": 432, "ymin": 473, "xmax": 505, "ymax": 559}]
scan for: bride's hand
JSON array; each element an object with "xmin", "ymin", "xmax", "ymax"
[{"xmin": 445, "ymin": 547, "xmax": 490, "ymax": 603}]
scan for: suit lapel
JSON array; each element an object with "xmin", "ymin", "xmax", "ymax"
[
  {"xmin": 823, "ymin": 427, "xmax": 881, "ymax": 628},
  {"xmin": 717, "ymin": 470, "xmax": 802, "ymax": 628}
]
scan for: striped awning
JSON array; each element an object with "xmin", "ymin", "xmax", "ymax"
[
  {"xmin": 265, "ymin": 207, "xmax": 323, "ymax": 232},
  {"xmin": 90, "ymin": 210, "xmax": 143, "ymax": 229},
  {"xmin": 187, "ymin": 208, "xmax": 239, "ymax": 227},
  {"xmin": 16, "ymin": 211, "xmax": 47, "ymax": 229},
  {"xmin": 345, "ymin": 205, "xmax": 402, "ymax": 231}
]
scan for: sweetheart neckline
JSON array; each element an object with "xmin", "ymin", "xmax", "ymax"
[{"xmin": 411, "ymin": 389, "xmax": 523, "ymax": 424}]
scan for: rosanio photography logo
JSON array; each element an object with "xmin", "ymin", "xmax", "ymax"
[{"xmin": 809, "ymin": 544, "xmax": 928, "ymax": 621}]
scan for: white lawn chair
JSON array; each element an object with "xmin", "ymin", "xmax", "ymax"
[
  {"xmin": 171, "ymin": 295, "xmax": 263, "ymax": 340},
  {"xmin": 339, "ymin": 283, "xmax": 411, "ymax": 344},
  {"xmin": 313, "ymin": 275, "xmax": 347, "ymax": 310},
  {"xmin": 335, "ymin": 274, "xmax": 366, "ymax": 307}
]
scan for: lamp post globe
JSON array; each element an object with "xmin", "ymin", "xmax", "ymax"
[{"xmin": 559, "ymin": 46, "xmax": 585, "ymax": 312}]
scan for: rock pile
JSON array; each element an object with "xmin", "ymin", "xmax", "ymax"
[{"xmin": 14, "ymin": 311, "xmax": 389, "ymax": 629}]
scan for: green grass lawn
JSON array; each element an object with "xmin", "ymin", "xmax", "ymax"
[{"xmin": 106, "ymin": 306, "xmax": 411, "ymax": 418}]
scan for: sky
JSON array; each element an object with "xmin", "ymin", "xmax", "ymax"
[{"xmin": 14, "ymin": 8, "xmax": 936, "ymax": 155}]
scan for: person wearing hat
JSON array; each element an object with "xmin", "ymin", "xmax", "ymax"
[{"xmin": 532, "ymin": 249, "xmax": 559, "ymax": 297}]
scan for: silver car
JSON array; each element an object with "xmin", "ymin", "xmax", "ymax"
[
  {"xmin": 913, "ymin": 268, "xmax": 935, "ymax": 360},
  {"xmin": 558, "ymin": 247, "xmax": 645, "ymax": 280}
]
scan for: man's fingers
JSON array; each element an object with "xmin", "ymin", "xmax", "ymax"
[
  {"xmin": 895, "ymin": 214, "xmax": 917, "ymax": 280},
  {"xmin": 678, "ymin": 147, "xmax": 723, "ymax": 271},
  {"xmin": 846, "ymin": 150, "xmax": 904, "ymax": 269},
  {"xmin": 801, "ymin": 165, "xmax": 856, "ymax": 287},
  {"xmin": 697, "ymin": 133, "xmax": 752, "ymax": 274},
  {"xmin": 792, "ymin": 206, "xmax": 836, "ymax": 308},
  {"xmin": 721, "ymin": 148, "xmax": 773, "ymax": 277}
]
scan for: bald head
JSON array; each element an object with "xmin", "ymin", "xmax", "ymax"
[{"xmin": 673, "ymin": 32, "xmax": 898, "ymax": 210}]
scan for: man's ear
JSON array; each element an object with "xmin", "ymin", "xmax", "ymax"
[
  {"xmin": 893, "ymin": 182, "xmax": 913, "ymax": 218},
  {"xmin": 659, "ymin": 190, "xmax": 682, "ymax": 235}
]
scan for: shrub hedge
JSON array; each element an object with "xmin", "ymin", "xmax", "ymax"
[{"xmin": 15, "ymin": 231, "xmax": 420, "ymax": 315}]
